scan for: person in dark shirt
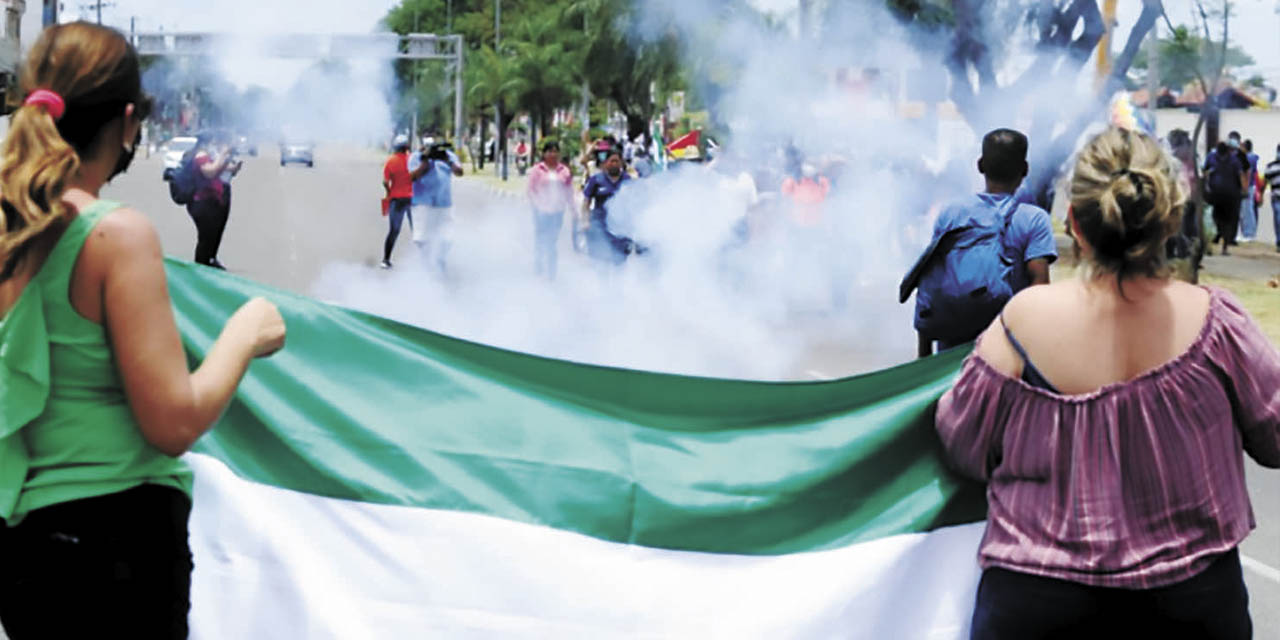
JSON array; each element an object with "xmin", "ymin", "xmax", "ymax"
[
  {"xmin": 580, "ymin": 148, "xmax": 634, "ymax": 265},
  {"xmin": 1204, "ymin": 140, "xmax": 1247, "ymax": 256}
]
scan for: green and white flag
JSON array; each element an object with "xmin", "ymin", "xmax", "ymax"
[{"xmin": 164, "ymin": 260, "xmax": 987, "ymax": 639}]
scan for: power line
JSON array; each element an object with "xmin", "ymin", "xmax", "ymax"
[{"xmin": 78, "ymin": 1, "xmax": 115, "ymax": 25}]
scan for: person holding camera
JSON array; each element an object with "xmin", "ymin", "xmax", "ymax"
[
  {"xmin": 186, "ymin": 133, "xmax": 240, "ymax": 270},
  {"xmin": 408, "ymin": 136, "xmax": 464, "ymax": 275}
]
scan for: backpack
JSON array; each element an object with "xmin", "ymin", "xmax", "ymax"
[
  {"xmin": 899, "ymin": 195, "xmax": 1019, "ymax": 345},
  {"xmin": 167, "ymin": 149, "xmax": 199, "ymax": 206}
]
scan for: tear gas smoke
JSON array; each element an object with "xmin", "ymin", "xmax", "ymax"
[
  {"xmin": 138, "ymin": 1, "xmax": 398, "ymax": 144},
  {"xmin": 239, "ymin": 2, "xmax": 1109, "ymax": 380},
  {"xmin": 311, "ymin": 3, "xmax": 1030, "ymax": 381}
]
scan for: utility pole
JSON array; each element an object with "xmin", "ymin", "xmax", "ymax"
[
  {"xmin": 78, "ymin": 1, "xmax": 115, "ymax": 24},
  {"xmin": 1146, "ymin": 21, "xmax": 1158, "ymax": 126},
  {"xmin": 79, "ymin": 1, "xmax": 115, "ymax": 25},
  {"xmin": 454, "ymin": 35, "xmax": 464, "ymax": 148},
  {"xmin": 495, "ymin": 0, "xmax": 506, "ymax": 180}
]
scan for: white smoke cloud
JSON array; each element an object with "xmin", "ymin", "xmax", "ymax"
[{"xmin": 138, "ymin": 0, "xmax": 1097, "ymax": 381}]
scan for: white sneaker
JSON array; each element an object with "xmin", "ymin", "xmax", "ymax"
[{"xmin": 379, "ymin": 259, "xmax": 392, "ymax": 269}]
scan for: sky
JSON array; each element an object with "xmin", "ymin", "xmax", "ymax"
[
  {"xmin": 1123, "ymin": 0, "xmax": 1280, "ymax": 83},
  {"xmin": 20, "ymin": 1, "xmax": 1280, "ymax": 88},
  {"xmin": 23, "ymin": 0, "xmax": 402, "ymax": 89},
  {"xmin": 743, "ymin": 0, "xmax": 1280, "ymax": 83}
]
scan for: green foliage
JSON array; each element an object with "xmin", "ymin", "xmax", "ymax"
[
  {"xmin": 1132, "ymin": 24, "xmax": 1255, "ymax": 89},
  {"xmin": 884, "ymin": 0, "xmax": 954, "ymax": 29},
  {"xmin": 385, "ymin": 0, "xmax": 684, "ymax": 142}
]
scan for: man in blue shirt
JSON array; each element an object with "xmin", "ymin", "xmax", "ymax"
[
  {"xmin": 408, "ymin": 136, "xmax": 464, "ymax": 274},
  {"xmin": 580, "ymin": 148, "xmax": 634, "ymax": 264},
  {"xmin": 914, "ymin": 128, "xmax": 1057, "ymax": 357}
]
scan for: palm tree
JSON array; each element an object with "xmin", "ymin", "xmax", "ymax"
[
  {"xmin": 509, "ymin": 8, "xmax": 583, "ymax": 152},
  {"xmin": 467, "ymin": 45, "xmax": 521, "ymax": 172}
]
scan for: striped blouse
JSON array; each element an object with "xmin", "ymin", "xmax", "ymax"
[{"xmin": 935, "ymin": 287, "xmax": 1280, "ymax": 589}]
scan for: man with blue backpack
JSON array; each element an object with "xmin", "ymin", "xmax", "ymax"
[{"xmin": 900, "ymin": 128, "xmax": 1057, "ymax": 357}]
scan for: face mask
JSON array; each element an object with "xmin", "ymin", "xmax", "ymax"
[
  {"xmin": 110, "ymin": 129, "xmax": 141, "ymax": 180},
  {"xmin": 1227, "ymin": 139, "xmax": 1239, "ymax": 149},
  {"xmin": 607, "ymin": 166, "xmax": 622, "ymax": 177}
]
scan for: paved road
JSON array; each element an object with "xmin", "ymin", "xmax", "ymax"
[{"xmin": 93, "ymin": 144, "xmax": 1279, "ymax": 636}]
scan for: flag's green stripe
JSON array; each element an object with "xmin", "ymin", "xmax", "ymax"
[{"xmin": 167, "ymin": 259, "xmax": 985, "ymax": 555}]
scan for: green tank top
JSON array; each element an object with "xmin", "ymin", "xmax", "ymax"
[{"xmin": 0, "ymin": 199, "xmax": 192, "ymax": 526}]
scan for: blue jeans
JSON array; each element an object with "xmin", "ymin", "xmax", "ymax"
[
  {"xmin": 532, "ymin": 210, "xmax": 563, "ymax": 279},
  {"xmin": 1238, "ymin": 184, "xmax": 1257, "ymax": 239},
  {"xmin": 382, "ymin": 198, "xmax": 412, "ymax": 262},
  {"xmin": 586, "ymin": 219, "xmax": 628, "ymax": 266},
  {"xmin": 1273, "ymin": 197, "xmax": 1280, "ymax": 248}
]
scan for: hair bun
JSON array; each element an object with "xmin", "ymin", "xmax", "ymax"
[{"xmin": 1069, "ymin": 127, "xmax": 1187, "ymax": 281}]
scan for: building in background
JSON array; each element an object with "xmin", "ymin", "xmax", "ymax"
[{"xmin": 0, "ymin": 0, "xmax": 25, "ymax": 114}]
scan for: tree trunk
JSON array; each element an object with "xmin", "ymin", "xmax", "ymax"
[
  {"xmin": 477, "ymin": 114, "xmax": 487, "ymax": 170},
  {"xmin": 529, "ymin": 107, "xmax": 540, "ymax": 165}
]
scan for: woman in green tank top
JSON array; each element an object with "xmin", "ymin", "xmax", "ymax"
[{"xmin": 0, "ymin": 24, "xmax": 286, "ymax": 640}]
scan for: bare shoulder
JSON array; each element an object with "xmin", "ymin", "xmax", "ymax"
[
  {"xmin": 1002, "ymin": 281, "xmax": 1073, "ymax": 322},
  {"xmin": 1164, "ymin": 279, "xmax": 1212, "ymax": 324},
  {"xmin": 91, "ymin": 207, "xmax": 162, "ymax": 254},
  {"xmin": 1165, "ymin": 279, "xmax": 1211, "ymax": 305}
]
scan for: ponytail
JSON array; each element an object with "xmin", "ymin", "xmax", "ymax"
[
  {"xmin": 0, "ymin": 21, "xmax": 146, "ymax": 282},
  {"xmin": 0, "ymin": 102, "xmax": 81, "ymax": 281}
]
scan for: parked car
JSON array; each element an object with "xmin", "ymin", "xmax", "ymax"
[
  {"xmin": 161, "ymin": 136, "xmax": 198, "ymax": 172},
  {"xmin": 280, "ymin": 140, "xmax": 314, "ymax": 167},
  {"xmin": 235, "ymin": 134, "xmax": 258, "ymax": 157}
]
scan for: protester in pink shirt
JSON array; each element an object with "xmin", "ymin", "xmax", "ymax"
[
  {"xmin": 780, "ymin": 165, "xmax": 830, "ymax": 227},
  {"xmin": 527, "ymin": 141, "xmax": 574, "ymax": 279}
]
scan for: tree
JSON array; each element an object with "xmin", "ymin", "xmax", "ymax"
[
  {"xmin": 1132, "ymin": 26, "xmax": 1254, "ymax": 89},
  {"xmin": 466, "ymin": 45, "xmax": 521, "ymax": 170},
  {"xmin": 890, "ymin": 0, "xmax": 1163, "ymax": 209},
  {"xmin": 508, "ymin": 7, "xmax": 582, "ymax": 152},
  {"xmin": 567, "ymin": 0, "xmax": 684, "ymax": 140}
]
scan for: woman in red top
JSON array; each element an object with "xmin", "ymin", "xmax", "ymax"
[{"xmin": 380, "ymin": 134, "xmax": 417, "ymax": 269}]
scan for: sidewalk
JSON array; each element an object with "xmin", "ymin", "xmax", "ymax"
[{"xmin": 463, "ymin": 170, "xmax": 529, "ymax": 200}]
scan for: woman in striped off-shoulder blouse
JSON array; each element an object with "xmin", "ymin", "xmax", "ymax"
[{"xmin": 937, "ymin": 127, "xmax": 1280, "ymax": 640}]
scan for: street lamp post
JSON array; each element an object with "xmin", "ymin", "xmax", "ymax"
[{"xmin": 495, "ymin": 0, "xmax": 507, "ymax": 181}]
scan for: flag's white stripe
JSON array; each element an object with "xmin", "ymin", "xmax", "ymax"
[{"xmin": 186, "ymin": 453, "xmax": 985, "ymax": 640}]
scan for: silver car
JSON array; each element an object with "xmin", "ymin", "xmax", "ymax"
[
  {"xmin": 280, "ymin": 141, "xmax": 314, "ymax": 167},
  {"xmin": 162, "ymin": 136, "xmax": 198, "ymax": 171}
]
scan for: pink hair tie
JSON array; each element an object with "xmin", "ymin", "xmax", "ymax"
[{"xmin": 24, "ymin": 89, "xmax": 66, "ymax": 122}]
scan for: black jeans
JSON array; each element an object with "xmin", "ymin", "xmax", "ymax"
[
  {"xmin": 186, "ymin": 196, "xmax": 228, "ymax": 266},
  {"xmin": 1208, "ymin": 193, "xmax": 1242, "ymax": 245},
  {"xmin": 0, "ymin": 484, "xmax": 194, "ymax": 639},
  {"xmin": 971, "ymin": 548, "xmax": 1251, "ymax": 640}
]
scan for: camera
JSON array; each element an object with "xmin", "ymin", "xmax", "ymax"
[{"xmin": 423, "ymin": 142, "xmax": 453, "ymax": 164}]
